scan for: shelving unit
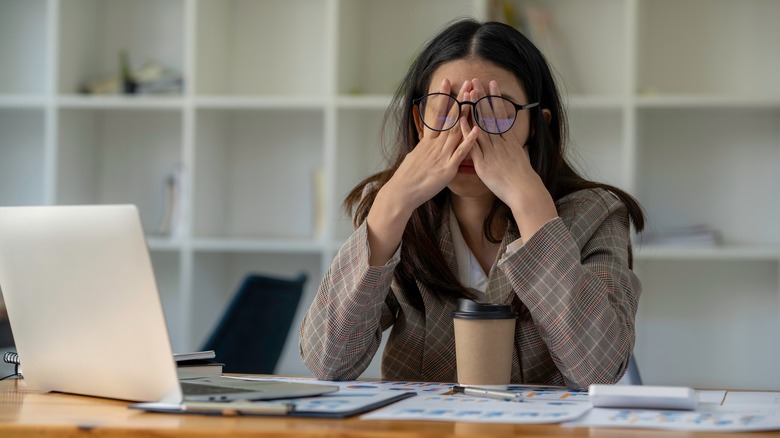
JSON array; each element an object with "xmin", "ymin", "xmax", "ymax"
[{"xmin": 0, "ymin": 0, "xmax": 778, "ymax": 389}]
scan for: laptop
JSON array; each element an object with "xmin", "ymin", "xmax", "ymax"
[{"xmin": 0, "ymin": 204, "xmax": 337, "ymax": 403}]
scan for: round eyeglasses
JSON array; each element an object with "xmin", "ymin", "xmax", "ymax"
[{"xmin": 413, "ymin": 93, "xmax": 539, "ymax": 135}]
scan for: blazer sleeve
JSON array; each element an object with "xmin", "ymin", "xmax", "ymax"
[
  {"xmin": 498, "ymin": 189, "xmax": 641, "ymax": 389},
  {"xmin": 299, "ymin": 221, "xmax": 400, "ymax": 380}
]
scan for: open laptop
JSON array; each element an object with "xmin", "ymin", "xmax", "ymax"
[{"xmin": 0, "ymin": 204, "xmax": 337, "ymax": 403}]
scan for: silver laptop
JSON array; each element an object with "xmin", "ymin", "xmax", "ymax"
[{"xmin": 0, "ymin": 204, "xmax": 337, "ymax": 403}]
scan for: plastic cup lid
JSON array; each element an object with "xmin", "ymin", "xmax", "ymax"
[{"xmin": 451, "ymin": 298, "xmax": 517, "ymax": 320}]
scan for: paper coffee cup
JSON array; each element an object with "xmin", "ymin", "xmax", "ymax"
[{"xmin": 452, "ymin": 298, "xmax": 517, "ymax": 389}]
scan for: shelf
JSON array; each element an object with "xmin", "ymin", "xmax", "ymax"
[
  {"xmin": 636, "ymin": 95, "xmax": 780, "ymax": 109},
  {"xmin": 635, "ymin": 245, "xmax": 780, "ymax": 261},
  {"xmin": 147, "ymin": 237, "xmax": 184, "ymax": 252},
  {"xmin": 194, "ymin": 96, "xmax": 326, "ymax": 110},
  {"xmin": 192, "ymin": 238, "xmax": 324, "ymax": 254},
  {"xmin": 57, "ymin": 95, "xmax": 185, "ymax": 109},
  {"xmin": 565, "ymin": 95, "xmax": 625, "ymax": 110},
  {"xmin": 336, "ymin": 95, "xmax": 393, "ymax": 110},
  {"xmin": 0, "ymin": 96, "xmax": 48, "ymax": 108}
]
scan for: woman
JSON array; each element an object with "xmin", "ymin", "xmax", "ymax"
[{"xmin": 300, "ymin": 19, "xmax": 644, "ymax": 389}]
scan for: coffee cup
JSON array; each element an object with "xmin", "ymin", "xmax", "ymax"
[{"xmin": 452, "ymin": 298, "xmax": 517, "ymax": 389}]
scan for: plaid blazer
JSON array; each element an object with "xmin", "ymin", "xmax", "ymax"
[{"xmin": 300, "ymin": 188, "xmax": 640, "ymax": 389}]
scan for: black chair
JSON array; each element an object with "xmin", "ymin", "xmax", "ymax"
[
  {"xmin": 201, "ymin": 272, "xmax": 307, "ymax": 374},
  {"xmin": 627, "ymin": 354, "xmax": 643, "ymax": 385}
]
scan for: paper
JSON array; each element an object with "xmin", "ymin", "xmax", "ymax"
[
  {"xmin": 723, "ymin": 391, "xmax": 780, "ymax": 407},
  {"xmin": 248, "ymin": 377, "xmax": 780, "ymax": 431},
  {"xmin": 248, "ymin": 377, "xmax": 591, "ymax": 424},
  {"xmin": 563, "ymin": 406, "xmax": 780, "ymax": 432},
  {"xmin": 362, "ymin": 393, "xmax": 591, "ymax": 423}
]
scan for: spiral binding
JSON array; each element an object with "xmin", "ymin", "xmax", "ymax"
[
  {"xmin": 3, "ymin": 351, "xmax": 20, "ymax": 365},
  {"xmin": 1, "ymin": 351, "xmax": 21, "ymax": 380}
]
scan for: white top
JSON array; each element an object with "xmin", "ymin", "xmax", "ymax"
[
  {"xmin": 449, "ymin": 211, "xmax": 489, "ymax": 295},
  {"xmin": 449, "ymin": 212, "xmax": 525, "ymax": 297}
]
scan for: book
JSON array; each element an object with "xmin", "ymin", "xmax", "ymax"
[
  {"xmin": 176, "ymin": 360, "xmax": 224, "ymax": 377},
  {"xmin": 173, "ymin": 350, "xmax": 216, "ymax": 362},
  {"xmin": 174, "ymin": 350, "xmax": 222, "ymax": 376}
]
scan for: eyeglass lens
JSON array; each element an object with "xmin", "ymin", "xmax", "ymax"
[{"xmin": 420, "ymin": 94, "xmax": 518, "ymax": 134}]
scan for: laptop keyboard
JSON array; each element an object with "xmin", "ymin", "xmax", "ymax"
[{"xmin": 180, "ymin": 381, "xmax": 257, "ymax": 395}]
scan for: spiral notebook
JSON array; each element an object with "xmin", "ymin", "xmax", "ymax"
[{"xmin": 0, "ymin": 205, "xmax": 337, "ymax": 403}]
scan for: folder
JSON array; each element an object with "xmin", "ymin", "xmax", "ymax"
[{"xmin": 131, "ymin": 391, "xmax": 415, "ymax": 418}]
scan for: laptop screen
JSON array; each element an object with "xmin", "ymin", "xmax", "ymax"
[{"xmin": 0, "ymin": 205, "xmax": 182, "ymax": 402}]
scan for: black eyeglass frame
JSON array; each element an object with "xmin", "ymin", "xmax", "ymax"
[{"xmin": 413, "ymin": 92, "xmax": 540, "ymax": 134}]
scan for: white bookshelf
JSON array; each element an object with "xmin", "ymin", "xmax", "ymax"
[{"xmin": 0, "ymin": 0, "xmax": 778, "ymax": 389}]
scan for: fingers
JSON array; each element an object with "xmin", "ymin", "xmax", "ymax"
[
  {"xmin": 488, "ymin": 80, "xmax": 511, "ymax": 132},
  {"xmin": 425, "ymin": 78, "xmax": 452, "ymax": 138},
  {"xmin": 452, "ymin": 117, "xmax": 479, "ymax": 164}
]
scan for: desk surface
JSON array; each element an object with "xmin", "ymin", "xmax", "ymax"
[{"xmin": 1, "ymin": 379, "xmax": 778, "ymax": 438}]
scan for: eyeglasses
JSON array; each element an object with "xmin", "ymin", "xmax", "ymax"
[{"xmin": 413, "ymin": 93, "xmax": 539, "ymax": 135}]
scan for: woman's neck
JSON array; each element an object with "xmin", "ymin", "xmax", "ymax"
[{"xmin": 450, "ymin": 194, "xmax": 504, "ymax": 274}]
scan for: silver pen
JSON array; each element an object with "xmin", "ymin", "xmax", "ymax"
[{"xmin": 452, "ymin": 385, "xmax": 524, "ymax": 402}]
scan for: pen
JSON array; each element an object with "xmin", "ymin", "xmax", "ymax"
[
  {"xmin": 452, "ymin": 385, "xmax": 524, "ymax": 402},
  {"xmin": 182, "ymin": 401, "xmax": 295, "ymax": 415}
]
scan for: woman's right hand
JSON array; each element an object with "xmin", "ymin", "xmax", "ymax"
[
  {"xmin": 384, "ymin": 79, "xmax": 479, "ymax": 212},
  {"xmin": 365, "ymin": 79, "xmax": 479, "ymax": 265}
]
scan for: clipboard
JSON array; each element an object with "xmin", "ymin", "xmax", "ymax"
[{"xmin": 130, "ymin": 391, "xmax": 416, "ymax": 418}]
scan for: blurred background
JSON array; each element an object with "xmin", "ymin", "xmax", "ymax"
[{"xmin": 0, "ymin": 0, "xmax": 778, "ymax": 389}]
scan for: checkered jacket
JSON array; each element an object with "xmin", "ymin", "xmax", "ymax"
[{"xmin": 300, "ymin": 188, "xmax": 640, "ymax": 389}]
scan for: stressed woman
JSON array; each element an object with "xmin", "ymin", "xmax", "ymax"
[{"xmin": 299, "ymin": 19, "xmax": 644, "ymax": 389}]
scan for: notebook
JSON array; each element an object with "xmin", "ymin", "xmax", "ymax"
[{"xmin": 0, "ymin": 204, "xmax": 337, "ymax": 403}]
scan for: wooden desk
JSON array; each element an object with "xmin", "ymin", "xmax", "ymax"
[{"xmin": 1, "ymin": 379, "xmax": 778, "ymax": 438}]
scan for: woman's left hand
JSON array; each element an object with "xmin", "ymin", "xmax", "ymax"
[{"xmin": 463, "ymin": 78, "xmax": 558, "ymax": 239}]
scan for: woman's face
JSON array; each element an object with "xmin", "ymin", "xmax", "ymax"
[{"xmin": 421, "ymin": 59, "xmax": 533, "ymax": 200}]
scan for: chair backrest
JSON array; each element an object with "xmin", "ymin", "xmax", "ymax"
[
  {"xmin": 626, "ymin": 354, "xmax": 643, "ymax": 385},
  {"xmin": 201, "ymin": 272, "xmax": 307, "ymax": 374}
]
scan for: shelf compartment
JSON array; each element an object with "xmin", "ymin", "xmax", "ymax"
[
  {"xmin": 636, "ymin": 108, "xmax": 780, "ymax": 246},
  {"xmin": 190, "ymin": 251, "xmax": 322, "ymax": 374},
  {"xmin": 195, "ymin": 0, "xmax": 328, "ymax": 96},
  {"xmin": 56, "ymin": 108, "xmax": 183, "ymax": 235},
  {"xmin": 637, "ymin": 0, "xmax": 780, "ymax": 97},
  {"xmin": 193, "ymin": 108, "xmax": 324, "ymax": 240},
  {"xmin": 0, "ymin": 109, "xmax": 47, "ymax": 206},
  {"xmin": 508, "ymin": 0, "xmax": 627, "ymax": 97},
  {"xmin": 337, "ymin": 0, "xmax": 478, "ymax": 96},
  {"xmin": 333, "ymin": 108, "xmax": 388, "ymax": 240},
  {"xmin": 634, "ymin": 259, "xmax": 780, "ymax": 390},
  {"xmin": 58, "ymin": 0, "xmax": 184, "ymax": 95},
  {"xmin": 0, "ymin": 0, "xmax": 49, "ymax": 95},
  {"xmin": 566, "ymin": 107, "xmax": 626, "ymax": 190},
  {"xmin": 149, "ymin": 250, "xmax": 183, "ymax": 352}
]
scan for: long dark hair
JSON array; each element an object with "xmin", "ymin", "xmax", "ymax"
[{"xmin": 344, "ymin": 19, "xmax": 644, "ymax": 309}]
